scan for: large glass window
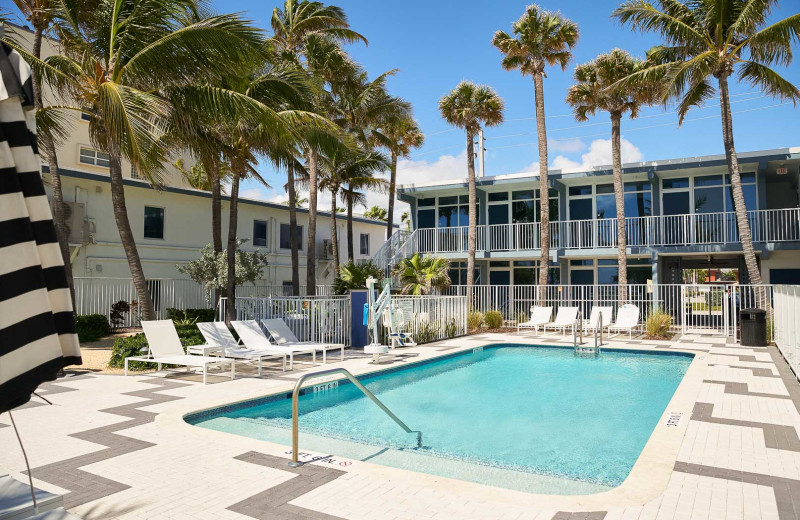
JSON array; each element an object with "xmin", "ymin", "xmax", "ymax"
[
  {"xmin": 79, "ymin": 146, "xmax": 110, "ymax": 167},
  {"xmin": 417, "ymin": 209, "xmax": 435, "ymax": 228},
  {"xmin": 279, "ymin": 223, "xmax": 303, "ymax": 250},
  {"xmin": 253, "ymin": 220, "xmax": 267, "ymax": 247},
  {"xmin": 144, "ymin": 206, "xmax": 164, "ymax": 239},
  {"xmin": 448, "ymin": 261, "xmax": 480, "ymax": 285},
  {"xmin": 359, "ymin": 233, "xmax": 370, "ymax": 255},
  {"xmin": 436, "ymin": 196, "xmax": 474, "ymax": 228}
]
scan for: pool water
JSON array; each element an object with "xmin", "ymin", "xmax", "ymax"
[{"xmin": 188, "ymin": 345, "xmax": 692, "ymax": 494}]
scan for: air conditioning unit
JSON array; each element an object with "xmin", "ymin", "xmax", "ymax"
[
  {"xmin": 64, "ymin": 202, "xmax": 88, "ymax": 245},
  {"xmin": 320, "ymin": 239, "xmax": 333, "ymax": 260}
]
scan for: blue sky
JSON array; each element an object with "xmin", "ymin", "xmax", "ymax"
[{"xmin": 213, "ymin": 0, "xmax": 799, "ymax": 212}]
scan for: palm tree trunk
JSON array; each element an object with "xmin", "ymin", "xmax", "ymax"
[
  {"xmin": 208, "ymin": 159, "xmax": 223, "ymax": 254},
  {"xmin": 225, "ymin": 170, "xmax": 240, "ymax": 323},
  {"xmin": 387, "ymin": 151, "xmax": 398, "ymax": 240},
  {"xmin": 717, "ymin": 75, "xmax": 763, "ymax": 294},
  {"xmin": 533, "ymin": 73, "xmax": 550, "ymax": 302},
  {"xmin": 109, "ymin": 153, "xmax": 155, "ymax": 321},
  {"xmin": 346, "ymin": 191, "xmax": 354, "ymax": 262},
  {"xmin": 32, "ymin": 26, "xmax": 75, "ymax": 308},
  {"xmin": 466, "ymin": 131, "xmax": 477, "ymax": 300},
  {"xmin": 306, "ymin": 150, "xmax": 318, "ymax": 296},
  {"xmin": 611, "ymin": 114, "xmax": 627, "ymax": 303},
  {"xmin": 330, "ymin": 192, "xmax": 340, "ymax": 276},
  {"xmin": 286, "ymin": 171, "xmax": 300, "ymax": 296}
]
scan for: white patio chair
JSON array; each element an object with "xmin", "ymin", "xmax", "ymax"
[
  {"xmin": 517, "ymin": 306, "xmax": 553, "ymax": 334},
  {"xmin": 230, "ymin": 320, "xmax": 317, "ymax": 370},
  {"xmin": 582, "ymin": 306, "xmax": 614, "ymax": 333},
  {"xmin": 261, "ymin": 318, "xmax": 346, "ymax": 363},
  {"xmin": 125, "ymin": 320, "xmax": 235, "ymax": 384},
  {"xmin": 542, "ymin": 307, "xmax": 579, "ymax": 335},
  {"xmin": 605, "ymin": 304, "xmax": 641, "ymax": 339},
  {"xmin": 196, "ymin": 322, "xmax": 288, "ymax": 375}
]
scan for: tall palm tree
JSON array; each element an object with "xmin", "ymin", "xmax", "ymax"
[
  {"xmin": 12, "ymin": 0, "xmax": 266, "ymax": 320},
  {"xmin": 613, "ymin": 0, "xmax": 800, "ymax": 293},
  {"xmin": 439, "ymin": 81, "xmax": 504, "ymax": 296},
  {"xmin": 378, "ymin": 116, "xmax": 424, "ymax": 239},
  {"xmin": 12, "ymin": 0, "xmax": 75, "ymax": 305},
  {"xmin": 492, "ymin": 6, "xmax": 579, "ymax": 292},
  {"xmin": 342, "ymin": 168, "xmax": 387, "ymax": 260},
  {"xmin": 318, "ymin": 146, "xmax": 388, "ymax": 275},
  {"xmin": 271, "ymin": 0, "xmax": 366, "ymax": 295},
  {"xmin": 392, "ymin": 253, "xmax": 451, "ymax": 295},
  {"xmin": 566, "ymin": 49, "xmax": 658, "ymax": 302},
  {"xmin": 363, "ymin": 205, "xmax": 388, "ymax": 221}
]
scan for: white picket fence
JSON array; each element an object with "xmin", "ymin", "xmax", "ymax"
[
  {"xmin": 228, "ymin": 295, "xmax": 351, "ymax": 347},
  {"xmin": 379, "ymin": 295, "xmax": 468, "ymax": 345},
  {"xmin": 774, "ymin": 285, "xmax": 800, "ymax": 380},
  {"xmin": 73, "ymin": 277, "xmax": 334, "ymax": 327}
]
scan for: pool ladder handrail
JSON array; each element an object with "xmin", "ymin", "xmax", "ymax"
[
  {"xmin": 288, "ymin": 367, "xmax": 422, "ymax": 468},
  {"xmin": 573, "ymin": 310, "xmax": 583, "ymax": 348},
  {"xmin": 594, "ymin": 313, "xmax": 603, "ymax": 354}
]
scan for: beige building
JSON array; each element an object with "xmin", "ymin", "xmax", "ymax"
[{"xmin": 9, "ymin": 22, "xmax": 389, "ymax": 287}]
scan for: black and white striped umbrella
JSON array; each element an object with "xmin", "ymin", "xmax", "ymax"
[{"xmin": 0, "ymin": 41, "xmax": 81, "ymax": 414}]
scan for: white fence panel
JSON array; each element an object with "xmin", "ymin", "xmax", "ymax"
[
  {"xmin": 774, "ymin": 285, "xmax": 800, "ymax": 380},
  {"xmin": 382, "ymin": 295, "xmax": 468, "ymax": 344}
]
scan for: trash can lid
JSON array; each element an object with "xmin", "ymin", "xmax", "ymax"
[{"xmin": 740, "ymin": 308, "xmax": 766, "ymax": 315}]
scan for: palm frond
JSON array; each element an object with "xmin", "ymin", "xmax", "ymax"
[{"xmin": 737, "ymin": 60, "xmax": 800, "ymax": 104}]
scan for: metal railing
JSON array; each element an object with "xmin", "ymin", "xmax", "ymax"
[
  {"xmin": 288, "ymin": 368, "xmax": 421, "ymax": 467},
  {"xmin": 378, "ymin": 295, "xmax": 468, "ymax": 345},
  {"xmin": 409, "ymin": 208, "xmax": 800, "ymax": 255},
  {"xmin": 774, "ymin": 285, "xmax": 800, "ymax": 380}
]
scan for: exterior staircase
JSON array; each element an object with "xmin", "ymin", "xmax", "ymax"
[{"xmin": 371, "ymin": 229, "xmax": 416, "ymax": 276}]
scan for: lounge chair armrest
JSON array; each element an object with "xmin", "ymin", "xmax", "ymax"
[{"xmin": 186, "ymin": 344, "xmax": 220, "ymax": 356}]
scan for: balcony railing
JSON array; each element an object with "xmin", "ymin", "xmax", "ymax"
[{"xmin": 412, "ymin": 208, "xmax": 800, "ymax": 254}]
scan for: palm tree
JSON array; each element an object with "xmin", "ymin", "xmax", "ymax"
[
  {"xmin": 401, "ymin": 210, "xmax": 410, "ymax": 230},
  {"xmin": 439, "ymin": 81, "xmax": 504, "ymax": 297},
  {"xmin": 271, "ymin": 0, "xmax": 366, "ymax": 295},
  {"xmin": 12, "ymin": 0, "xmax": 266, "ymax": 320},
  {"xmin": 378, "ymin": 116, "xmax": 424, "ymax": 239},
  {"xmin": 393, "ymin": 253, "xmax": 451, "ymax": 295},
  {"xmin": 363, "ymin": 206, "xmax": 388, "ymax": 221},
  {"xmin": 318, "ymin": 146, "xmax": 388, "ymax": 274},
  {"xmin": 12, "ymin": 0, "xmax": 75, "ymax": 305},
  {"xmin": 492, "ymin": 6, "xmax": 579, "ymax": 293},
  {"xmin": 613, "ymin": 0, "xmax": 800, "ymax": 293},
  {"xmin": 566, "ymin": 49, "xmax": 658, "ymax": 302}
]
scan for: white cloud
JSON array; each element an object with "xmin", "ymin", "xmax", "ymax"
[
  {"xmin": 548, "ymin": 138, "xmax": 586, "ymax": 154},
  {"xmin": 239, "ymin": 187, "xmax": 271, "ymax": 201},
  {"xmin": 551, "ymin": 138, "xmax": 643, "ymax": 171},
  {"xmin": 551, "ymin": 155, "xmax": 581, "ymax": 170}
]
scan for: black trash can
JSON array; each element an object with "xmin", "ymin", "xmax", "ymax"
[{"xmin": 740, "ymin": 308, "xmax": 767, "ymax": 346}]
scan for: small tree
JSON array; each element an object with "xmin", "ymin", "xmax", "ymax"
[
  {"xmin": 363, "ymin": 206, "xmax": 388, "ymax": 221},
  {"xmin": 333, "ymin": 261, "xmax": 385, "ymax": 295},
  {"xmin": 393, "ymin": 253, "xmax": 451, "ymax": 295},
  {"xmin": 177, "ymin": 240, "xmax": 268, "ymax": 304}
]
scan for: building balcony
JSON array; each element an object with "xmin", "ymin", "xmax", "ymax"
[{"xmin": 410, "ymin": 208, "xmax": 800, "ymax": 255}]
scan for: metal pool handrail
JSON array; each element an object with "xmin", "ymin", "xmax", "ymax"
[
  {"xmin": 288, "ymin": 367, "xmax": 422, "ymax": 467},
  {"xmin": 595, "ymin": 313, "xmax": 603, "ymax": 353},
  {"xmin": 573, "ymin": 310, "xmax": 583, "ymax": 348}
]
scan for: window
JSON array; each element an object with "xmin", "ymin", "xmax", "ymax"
[
  {"xmin": 279, "ymin": 223, "xmax": 303, "ymax": 250},
  {"xmin": 417, "ymin": 209, "xmax": 435, "ymax": 228},
  {"xmin": 144, "ymin": 206, "xmax": 165, "ymax": 239},
  {"xmin": 417, "ymin": 198, "xmax": 435, "ymax": 207},
  {"xmin": 253, "ymin": 220, "xmax": 267, "ymax": 247},
  {"xmin": 80, "ymin": 112, "xmax": 92, "ymax": 122},
  {"xmin": 359, "ymin": 233, "xmax": 370, "ymax": 255},
  {"xmin": 447, "ymin": 261, "xmax": 481, "ymax": 285},
  {"xmin": 130, "ymin": 165, "xmax": 145, "ymax": 180},
  {"xmin": 282, "ymin": 281, "xmax": 293, "ymax": 295},
  {"xmin": 79, "ymin": 146, "xmax": 110, "ymax": 167}
]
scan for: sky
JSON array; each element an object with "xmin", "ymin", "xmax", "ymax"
[{"xmin": 8, "ymin": 0, "xmax": 799, "ymax": 218}]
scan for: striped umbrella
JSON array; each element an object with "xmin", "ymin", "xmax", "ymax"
[{"xmin": 0, "ymin": 39, "xmax": 81, "ymax": 414}]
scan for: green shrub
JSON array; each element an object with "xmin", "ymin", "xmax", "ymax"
[
  {"xmin": 467, "ymin": 311, "xmax": 484, "ymax": 331},
  {"xmin": 109, "ymin": 300, "xmax": 130, "ymax": 328},
  {"xmin": 484, "ymin": 310, "xmax": 503, "ymax": 330},
  {"xmin": 645, "ymin": 309, "xmax": 673, "ymax": 339},
  {"xmin": 108, "ymin": 323, "xmax": 204, "ymax": 370},
  {"xmin": 75, "ymin": 314, "xmax": 111, "ymax": 342},
  {"xmin": 415, "ymin": 322, "xmax": 441, "ymax": 344},
  {"xmin": 165, "ymin": 308, "xmax": 215, "ymax": 322}
]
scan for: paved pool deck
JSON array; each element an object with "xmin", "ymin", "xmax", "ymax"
[{"xmin": 2, "ymin": 333, "xmax": 799, "ymax": 520}]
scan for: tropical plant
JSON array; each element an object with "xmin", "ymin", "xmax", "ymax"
[
  {"xmin": 566, "ymin": 49, "xmax": 659, "ymax": 303},
  {"xmin": 176, "ymin": 241, "xmax": 269, "ymax": 304},
  {"xmin": 492, "ymin": 6, "xmax": 579, "ymax": 294},
  {"xmin": 109, "ymin": 300, "xmax": 131, "ymax": 329},
  {"xmin": 376, "ymin": 115, "xmax": 424, "ymax": 239},
  {"xmin": 401, "ymin": 210, "xmax": 411, "ymax": 230},
  {"xmin": 392, "ymin": 253, "xmax": 451, "ymax": 295},
  {"xmin": 7, "ymin": 0, "xmax": 268, "ymax": 320},
  {"xmin": 439, "ymin": 81, "xmax": 504, "ymax": 295},
  {"xmin": 484, "ymin": 310, "xmax": 504, "ymax": 330},
  {"xmin": 467, "ymin": 310, "xmax": 484, "ymax": 331},
  {"xmin": 613, "ymin": 0, "xmax": 800, "ymax": 298},
  {"xmin": 645, "ymin": 308, "xmax": 673, "ymax": 339},
  {"xmin": 332, "ymin": 260, "xmax": 384, "ymax": 294},
  {"xmin": 11, "ymin": 0, "xmax": 74, "ymax": 304},
  {"xmin": 363, "ymin": 205, "xmax": 388, "ymax": 221}
]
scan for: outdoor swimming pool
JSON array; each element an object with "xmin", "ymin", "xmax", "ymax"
[{"xmin": 187, "ymin": 345, "xmax": 692, "ymax": 494}]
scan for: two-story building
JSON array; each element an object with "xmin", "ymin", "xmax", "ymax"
[{"xmin": 395, "ymin": 147, "xmax": 800, "ymax": 288}]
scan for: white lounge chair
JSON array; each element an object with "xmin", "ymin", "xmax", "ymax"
[
  {"xmin": 605, "ymin": 304, "xmax": 641, "ymax": 338},
  {"xmin": 196, "ymin": 322, "xmax": 289, "ymax": 375},
  {"xmin": 261, "ymin": 318, "xmax": 346, "ymax": 363},
  {"xmin": 125, "ymin": 320, "xmax": 235, "ymax": 384},
  {"xmin": 542, "ymin": 307, "xmax": 579, "ymax": 335},
  {"xmin": 517, "ymin": 306, "xmax": 553, "ymax": 334},
  {"xmin": 231, "ymin": 320, "xmax": 317, "ymax": 370},
  {"xmin": 582, "ymin": 306, "xmax": 614, "ymax": 333}
]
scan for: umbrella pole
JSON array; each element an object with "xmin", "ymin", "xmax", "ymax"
[{"xmin": 7, "ymin": 411, "xmax": 38, "ymax": 510}]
